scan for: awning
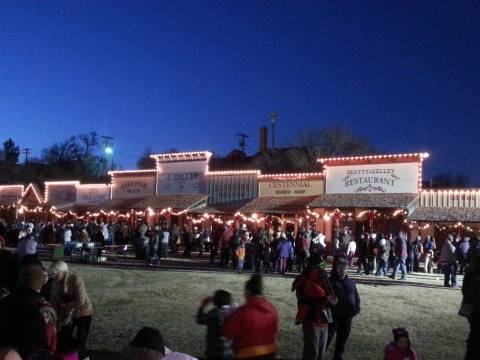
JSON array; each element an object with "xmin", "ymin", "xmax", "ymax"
[
  {"xmin": 238, "ymin": 196, "xmax": 318, "ymax": 214},
  {"xmin": 96, "ymin": 198, "xmax": 147, "ymax": 211},
  {"xmin": 190, "ymin": 199, "xmax": 253, "ymax": 215},
  {"xmin": 409, "ymin": 207, "xmax": 480, "ymax": 222},
  {"xmin": 308, "ymin": 193, "xmax": 418, "ymax": 209},
  {"xmin": 133, "ymin": 195, "xmax": 207, "ymax": 211}
]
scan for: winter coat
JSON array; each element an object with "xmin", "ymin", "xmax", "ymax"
[
  {"xmin": 384, "ymin": 343, "xmax": 417, "ymax": 360},
  {"xmin": 347, "ymin": 240, "xmax": 357, "ymax": 254},
  {"xmin": 196, "ymin": 307, "xmax": 234, "ymax": 359},
  {"xmin": 50, "ymin": 272, "xmax": 93, "ymax": 321},
  {"xmin": 441, "ymin": 241, "xmax": 457, "ymax": 264},
  {"xmin": 394, "ymin": 237, "xmax": 407, "ymax": 258},
  {"xmin": 277, "ymin": 240, "xmax": 293, "ymax": 258},
  {"xmin": 0, "ymin": 286, "xmax": 48, "ymax": 359},
  {"xmin": 456, "ymin": 240, "xmax": 470, "ymax": 261},
  {"xmin": 223, "ymin": 296, "xmax": 278, "ymax": 359},
  {"xmin": 121, "ymin": 345, "xmax": 197, "ymax": 360},
  {"xmin": 329, "ymin": 273, "xmax": 360, "ymax": 321}
]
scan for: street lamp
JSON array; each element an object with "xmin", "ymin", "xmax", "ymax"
[{"xmin": 105, "ymin": 146, "xmax": 113, "ymax": 155}]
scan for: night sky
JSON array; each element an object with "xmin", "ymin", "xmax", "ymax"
[{"xmin": 1, "ymin": 1, "xmax": 479, "ymax": 184}]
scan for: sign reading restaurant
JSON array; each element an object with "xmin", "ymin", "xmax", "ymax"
[
  {"xmin": 326, "ymin": 163, "xmax": 419, "ymax": 194},
  {"xmin": 259, "ymin": 175, "xmax": 324, "ymax": 197}
]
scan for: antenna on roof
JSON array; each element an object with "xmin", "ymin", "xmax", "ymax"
[{"xmin": 237, "ymin": 133, "xmax": 249, "ymax": 153}]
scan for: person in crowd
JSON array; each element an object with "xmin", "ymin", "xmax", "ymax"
[
  {"xmin": 278, "ymin": 234, "xmax": 293, "ymax": 275},
  {"xmin": 0, "ymin": 349, "xmax": 22, "ymax": 360},
  {"xmin": 0, "ymin": 264, "xmax": 48, "ymax": 359},
  {"xmin": 389, "ymin": 232, "xmax": 408, "ymax": 280},
  {"xmin": 170, "ymin": 224, "xmax": 180, "ymax": 255},
  {"xmin": 461, "ymin": 236, "xmax": 480, "ymax": 359},
  {"xmin": 223, "ymin": 274, "xmax": 278, "ymax": 360},
  {"xmin": 295, "ymin": 231, "xmax": 309, "ymax": 273},
  {"xmin": 292, "ymin": 253, "xmax": 336, "ymax": 360},
  {"xmin": 356, "ymin": 234, "xmax": 369, "ymax": 275},
  {"xmin": 441, "ymin": 234, "xmax": 458, "ymax": 287},
  {"xmin": 384, "ymin": 327, "xmax": 417, "ymax": 360},
  {"xmin": 456, "ymin": 236, "xmax": 470, "ymax": 275},
  {"xmin": 49, "ymin": 261, "xmax": 93, "ymax": 360},
  {"xmin": 38, "ymin": 298, "xmax": 58, "ymax": 354},
  {"xmin": 327, "ymin": 259, "xmax": 360, "ymax": 360},
  {"xmin": 375, "ymin": 234, "xmax": 389, "ymax": 277},
  {"xmin": 346, "ymin": 238, "xmax": 356, "ymax": 267},
  {"xmin": 121, "ymin": 327, "xmax": 197, "ymax": 360},
  {"xmin": 16, "ymin": 226, "xmax": 38, "ymax": 260},
  {"xmin": 367, "ymin": 234, "xmax": 378, "ymax": 275},
  {"xmin": 331, "ymin": 238, "xmax": 341, "ymax": 269},
  {"xmin": 422, "ymin": 236, "xmax": 434, "ymax": 273},
  {"xmin": 160, "ymin": 227, "xmax": 169, "ymax": 259},
  {"xmin": 149, "ymin": 227, "xmax": 160, "ymax": 265},
  {"xmin": 183, "ymin": 228, "xmax": 193, "ymax": 258},
  {"xmin": 196, "ymin": 290, "xmax": 234, "ymax": 360},
  {"xmin": 235, "ymin": 242, "xmax": 246, "ymax": 274},
  {"xmin": 0, "ymin": 244, "xmax": 19, "ymax": 293}
]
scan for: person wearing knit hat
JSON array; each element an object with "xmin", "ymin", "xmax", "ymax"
[
  {"xmin": 384, "ymin": 327, "xmax": 417, "ymax": 360},
  {"xmin": 49, "ymin": 261, "xmax": 93, "ymax": 360},
  {"xmin": 0, "ymin": 265, "xmax": 48, "ymax": 359}
]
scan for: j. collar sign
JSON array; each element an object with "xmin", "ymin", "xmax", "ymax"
[{"xmin": 326, "ymin": 163, "xmax": 419, "ymax": 194}]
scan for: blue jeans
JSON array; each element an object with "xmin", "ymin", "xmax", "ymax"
[
  {"xmin": 444, "ymin": 263, "xmax": 457, "ymax": 287},
  {"xmin": 375, "ymin": 258, "xmax": 388, "ymax": 276},
  {"xmin": 392, "ymin": 256, "xmax": 407, "ymax": 279},
  {"xmin": 237, "ymin": 260, "xmax": 244, "ymax": 273}
]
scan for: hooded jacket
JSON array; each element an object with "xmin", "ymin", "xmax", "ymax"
[
  {"xmin": 0, "ymin": 286, "xmax": 48, "ymax": 359},
  {"xmin": 329, "ymin": 272, "xmax": 360, "ymax": 321},
  {"xmin": 223, "ymin": 296, "xmax": 278, "ymax": 359}
]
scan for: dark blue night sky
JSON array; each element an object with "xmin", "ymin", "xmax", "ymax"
[{"xmin": 1, "ymin": 1, "xmax": 479, "ymax": 183}]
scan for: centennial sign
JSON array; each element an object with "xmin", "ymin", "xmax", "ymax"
[
  {"xmin": 112, "ymin": 175, "xmax": 156, "ymax": 199},
  {"xmin": 259, "ymin": 178, "xmax": 324, "ymax": 197},
  {"xmin": 76, "ymin": 185, "xmax": 111, "ymax": 205},
  {"xmin": 326, "ymin": 163, "xmax": 419, "ymax": 194},
  {"xmin": 0, "ymin": 185, "xmax": 23, "ymax": 206}
]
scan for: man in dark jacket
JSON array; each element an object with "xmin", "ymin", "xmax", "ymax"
[
  {"xmin": 327, "ymin": 258, "xmax": 360, "ymax": 360},
  {"xmin": 389, "ymin": 232, "xmax": 408, "ymax": 280},
  {"xmin": 0, "ymin": 264, "xmax": 48, "ymax": 359},
  {"xmin": 356, "ymin": 234, "xmax": 369, "ymax": 275}
]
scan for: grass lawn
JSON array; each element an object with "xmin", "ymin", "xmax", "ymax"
[{"xmin": 69, "ymin": 264, "xmax": 468, "ymax": 360}]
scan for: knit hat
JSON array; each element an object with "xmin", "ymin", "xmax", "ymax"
[
  {"xmin": 130, "ymin": 327, "xmax": 165, "ymax": 355},
  {"xmin": 49, "ymin": 260, "xmax": 69, "ymax": 274},
  {"xmin": 18, "ymin": 264, "xmax": 45, "ymax": 291}
]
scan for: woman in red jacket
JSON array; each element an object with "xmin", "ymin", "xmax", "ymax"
[{"xmin": 223, "ymin": 274, "xmax": 278, "ymax": 360}]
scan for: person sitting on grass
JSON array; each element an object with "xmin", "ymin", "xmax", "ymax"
[
  {"xmin": 196, "ymin": 290, "xmax": 234, "ymax": 360},
  {"xmin": 121, "ymin": 327, "xmax": 197, "ymax": 360},
  {"xmin": 384, "ymin": 327, "xmax": 417, "ymax": 360}
]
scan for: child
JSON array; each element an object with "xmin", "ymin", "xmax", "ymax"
[
  {"xmin": 38, "ymin": 300, "xmax": 57, "ymax": 354},
  {"xmin": 235, "ymin": 243, "xmax": 246, "ymax": 274},
  {"xmin": 384, "ymin": 327, "xmax": 417, "ymax": 360},
  {"xmin": 196, "ymin": 290, "xmax": 234, "ymax": 360}
]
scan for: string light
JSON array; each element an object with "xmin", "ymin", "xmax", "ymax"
[{"xmin": 318, "ymin": 152, "xmax": 430, "ymax": 163}]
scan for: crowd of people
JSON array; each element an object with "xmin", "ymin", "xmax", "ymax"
[{"xmin": 1, "ymin": 216, "xmax": 480, "ymax": 359}]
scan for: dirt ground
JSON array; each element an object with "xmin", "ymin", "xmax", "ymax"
[{"xmin": 68, "ymin": 264, "xmax": 468, "ymax": 360}]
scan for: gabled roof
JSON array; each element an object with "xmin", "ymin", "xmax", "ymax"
[{"xmin": 20, "ymin": 183, "xmax": 44, "ymax": 206}]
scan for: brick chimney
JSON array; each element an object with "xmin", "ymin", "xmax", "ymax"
[{"xmin": 259, "ymin": 126, "xmax": 268, "ymax": 153}]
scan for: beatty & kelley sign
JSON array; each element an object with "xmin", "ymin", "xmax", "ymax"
[
  {"xmin": 259, "ymin": 179, "xmax": 324, "ymax": 197},
  {"xmin": 326, "ymin": 163, "xmax": 419, "ymax": 194}
]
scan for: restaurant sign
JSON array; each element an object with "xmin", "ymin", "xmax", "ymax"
[
  {"xmin": 259, "ymin": 179, "xmax": 324, "ymax": 197},
  {"xmin": 0, "ymin": 185, "xmax": 23, "ymax": 205},
  {"xmin": 76, "ymin": 185, "xmax": 111, "ymax": 205},
  {"xmin": 326, "ymin": 163, "xmax": 419, "ymax": 194},
  {"xmin": 112, "ymin": 176, "xmax": 156, "ymax": 199}
]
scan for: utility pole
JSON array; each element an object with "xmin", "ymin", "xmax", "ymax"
[
  {"xmin": 270, "ymin": 112, "xmax": 277, "ymax": 149},
  {"xmin": 237, "ymin": 133, "xmax": 249, "ymax": 153},
  {"xmin": 22, "ymin": 147, "xmax": 31, "ymax": 164}
]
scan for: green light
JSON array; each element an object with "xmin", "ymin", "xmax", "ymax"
[{"xmin": 105, "ymin": 146, "xmax": 113, "ymax": 155}]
